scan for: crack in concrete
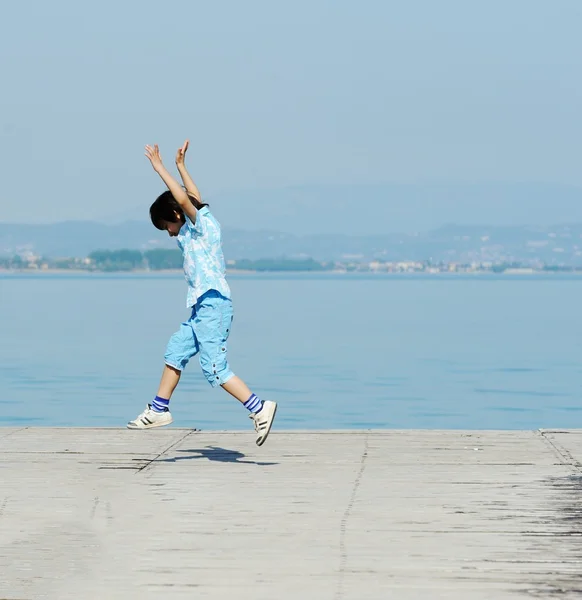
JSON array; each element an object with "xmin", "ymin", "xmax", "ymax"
[
  {"xmin": 0, "ymin": 427, "xmax": 29, "ymax": 441},
  {"xmin": 537, "ymin": 430, "xmax": 582, "ymax": 475},
  {"xmin": 335, "ymin": 431, "xmax": 369, "ymax": 600},
  {"xmin": 135, "ymin": 429, "xmax": 198, "ymax": 474}
]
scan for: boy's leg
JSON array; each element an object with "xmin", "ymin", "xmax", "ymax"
[
  {"xmin": 127, "ymin": 316, "xmax": 198, "ymax": 430},
  {"xmin": 221, "ymin": 375, "xmax": 252, "ymax": 404},
  {"xmin": 156, "ymin": 364, "xmax": 181, "ymax": 400},
  {"xmin": 146, "ymin": 364, "xmax": 182, "ymax": 413},
  {"xmin": 222, "ymin": 376, "xmax": 278, "ymax": 447},
  {"xmin": 193, "ymin": 292, "xmax": 277, "ymax": 446}
]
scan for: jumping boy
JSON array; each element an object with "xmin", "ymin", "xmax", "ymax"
[{"xmin": 127, "ymin": 141, "xmax": 277, "ymax": 446}]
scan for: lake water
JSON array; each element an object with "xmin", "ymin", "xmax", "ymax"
[{"xmin": 1, "ymin": 272, "xmax": 581, "ymax": 430}]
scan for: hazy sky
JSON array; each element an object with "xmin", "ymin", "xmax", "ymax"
[{"xmin": 1, "ymin": 0, "xmax": 582, "ymax": 226}]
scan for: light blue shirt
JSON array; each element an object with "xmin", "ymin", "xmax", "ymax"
[{"xmin": 176, "ymin": 207, "xmax": 231, "ymax": 307}]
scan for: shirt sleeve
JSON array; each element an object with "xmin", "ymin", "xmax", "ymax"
[{"xmin": 184, "ymin": 207, "xmax": 209, "ymax": 236}]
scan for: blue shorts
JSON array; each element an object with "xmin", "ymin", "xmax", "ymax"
[{"xmin": 164, "ymin": 290, "xmax": 235, "ymax": 387}]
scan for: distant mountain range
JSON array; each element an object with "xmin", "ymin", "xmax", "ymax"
[
  {"xmin": 101, "ymin": 182, "xmax": 582, "ymax": 236},
  {"xmin": 2, "ymin": 221, "xmax": 582, "ymax": 265}
]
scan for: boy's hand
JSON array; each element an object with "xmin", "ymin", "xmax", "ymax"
[
  {"xmin": 175, "ymin": 139, "xmax": 189, "ymax": 167},
  {"xmin": 145, "ymin": 144, "xmax": 164, "ymax": 172}
]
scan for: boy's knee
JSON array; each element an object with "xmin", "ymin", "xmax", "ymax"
[
  {"xmin": 164, "ymin": 345, "xmax": 189, "ymax": 371},
  {"xmin": 165, "ymin": 327, "xmax": 197, "ymax": 371},
  {"xmin": 200, "ymin": 353, "xmax": 233, "ymax": 388}
]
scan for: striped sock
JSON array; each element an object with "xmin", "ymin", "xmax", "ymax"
[
  {"xmin": 152, "ymin": 396, "xmax": 170, "ymax": 413},
  {"xmin": 243, "ymin": 393, "xmax": 263, "ymax": 414}
]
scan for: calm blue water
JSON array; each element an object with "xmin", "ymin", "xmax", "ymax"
[{"xmin": 1, "ymin": 272, "xmax": 582, "ymax": 430}]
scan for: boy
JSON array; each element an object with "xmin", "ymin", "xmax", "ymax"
[{"xmin": 127, "ymin": 141, "xmax": 277, "ymax": 446}]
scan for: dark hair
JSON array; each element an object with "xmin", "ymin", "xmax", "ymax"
[{"xmin": 149, "ymin": 190, "xmax": 208, "ymax": 230}]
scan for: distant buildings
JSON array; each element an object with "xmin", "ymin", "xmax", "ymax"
[{"xmin": 2, "ymin": 251, "xmax": 582, "ymax": 275}]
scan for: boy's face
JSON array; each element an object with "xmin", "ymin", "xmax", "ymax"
[
  {"xmin": 162, "ymin": 211, "xmax": 184, "ymax": 237},
  {"xmin": 162, "ymin": 220, "xmax": 182, "ymax": 237}
]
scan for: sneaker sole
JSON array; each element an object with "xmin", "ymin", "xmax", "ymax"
[
  {"xmin": 256, "ymin": 403, "xmax": 277, "ymax": 447},
  {"xmin": 126, "ymin": 417, "xmax": 173, "ymax": 430}
]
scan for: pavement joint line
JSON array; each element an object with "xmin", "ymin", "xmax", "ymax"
[
  {"xmin": 537, "ymin": 429, "xmax": 582, "ymax": 474},
  {"xmin": 135, "ymin": 429, "xmax": 198, "ymax": 474},
  {"xmin": 335, "ymin": 430, "xmax": 369, "ymax": 600},
  {"xmin": 0, "ymin": 427, "xmax": 29, "ymax": 441}
]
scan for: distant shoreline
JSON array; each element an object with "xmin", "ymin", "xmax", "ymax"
[
  {"xmin": 0, "ymin": 268, "xmax": 339, "ymax": 275},
  {"xmin": 1, "ymin": 268, "xmax": 581, "ymax": 277}
]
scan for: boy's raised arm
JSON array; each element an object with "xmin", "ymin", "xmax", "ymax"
[
  {"xmin": 145, "ymin": 144, "xmax": 197, "ymax": 222},
  {"xmin": 175, "ymin": 140, "xmax": 202, "ymax": 202}
]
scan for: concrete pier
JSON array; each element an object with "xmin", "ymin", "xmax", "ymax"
[{"xmin": 1, "ymin": 428, "xmax": 581, "ymax": 599}]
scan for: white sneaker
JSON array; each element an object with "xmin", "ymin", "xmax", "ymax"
[
  {"xmin": 250, "ymin": 400, "xmax": 277, "ymax": 446},
  {"xmin": 127, "ymin": 404, "xmax": 173, "ymax": 429}
]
